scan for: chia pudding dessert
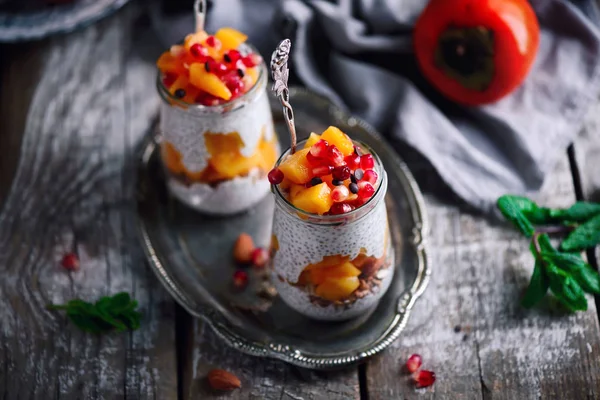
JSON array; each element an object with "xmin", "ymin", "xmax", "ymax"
[
  {"xmin": 156, "ymin": 27, "xmax": 278, "ymax": 215},
  {"xmin": 268, "ymin": 127, "xmax": 394, "ymax": 320}
]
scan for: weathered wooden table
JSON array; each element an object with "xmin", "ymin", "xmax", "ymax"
[{"xmin": 2, "ymin": 4, "xmax": 600, "ymax": 399}]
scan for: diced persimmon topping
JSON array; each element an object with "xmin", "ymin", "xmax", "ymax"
[
  {"xmin": 157, "ymin": 27, "xmax": 261, "ymax": 105},
  {"xmin": 268, "ymin": 126, "xmax": 379, "ymax": 215},
  {"xmin": 295, "ymin": 253, "xmax": 383, "ymax": 301}
]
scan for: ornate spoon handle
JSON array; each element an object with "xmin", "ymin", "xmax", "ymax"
[
  {"xmin": 194, "ymin": 0, "xmax": 206, "ymax": 32},
  {"xmin": 270, "ymin": 39, "xmax": 297, "ymax": 154}
]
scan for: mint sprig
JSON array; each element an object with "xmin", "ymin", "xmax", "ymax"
[
  {"xmin": 497, "ymin": 195, "xmax": 600, "ymax": 311},
  {"xmin": 48, "ymin": 292, "xmax": 141, "ymax": 334}
]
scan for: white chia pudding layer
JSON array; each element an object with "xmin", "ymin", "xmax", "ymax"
[
  {"xmin": 271, "ymin": 174, "xmax": 392, "ymax": 320},
  {"xmin": 159, "ymin": 87, "xmax": 274, "ymax": 173},
  {"xmin": 272, "ymin": 189, "xmax": 388, "ymax": 282},
  {"xmin": 167, "ymin": 167, "xmax": 270, "ymax": 215}
]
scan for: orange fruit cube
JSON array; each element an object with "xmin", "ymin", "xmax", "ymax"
[
  {"xmin": 315, "ymin": 276, "xmax": 360, "ymax": 301},
  {"xmin": 169, "ymin": 75, "xmax": 189, "ymax": 97},
  {"xmin": 215, "ymin": 28, "xmax": 248, "ymax": 50},
  {"xmin": 157, "ymin": 51, "xmax": 186, "ymax": 75},
  {"xmin": 305, "ymin": 255, "xmax": 351, "ymax": 271},
  {"xmin": 189, "ymin": 63, "xmax": 232, "ymax": 100},
  {"xmin": 310, "ymin": 262, "xmax": 361, "ymax": 285},
  {"xmin": 291, "ymin": 183, "xmax": 333, "ymax": 215},
  {"xmin": 289, "ymin": 184, "xmax": 305, "ymax": 200},
  {"xmin": 321, "ymin": 126, "xmax": 354, "ymax": 156},
  {"xmin": 278, "ymin": 148, "xmax": 312, "ymax": 184},
  {"xmin": 161, "ymin": 142, "xmax": 184, "ymax": 175},
  {"xmin": 304, "ymin": 132, "xmax": 321, "ymax": 149}
]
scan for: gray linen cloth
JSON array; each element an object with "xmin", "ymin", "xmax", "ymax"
[{"xmin": 152, "ymin": 0, "xmax": 600, "ymax": 213}]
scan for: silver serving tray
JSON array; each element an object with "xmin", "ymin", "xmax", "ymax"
[{"xmin": 136, "ymin": 88, "xmax": 430, "ymax": 370}]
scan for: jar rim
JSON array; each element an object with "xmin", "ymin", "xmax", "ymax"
[
  {"xmin": 273, "ymin": 139, "xmax": 387, "ymax": 223},
  {"xmin": 155, "ymin": 42, "xmax": 266, "ymax": 112}
]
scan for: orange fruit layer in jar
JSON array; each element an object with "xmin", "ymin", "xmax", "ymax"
[
  {"xmin": 161, "ymin": 131, "xmax": 278, "ymax": 184},
  {"xmin": 268, "ymin": 126, "xmax": 380, "ymax": 215},
  {"xmin": 156, "ymin": 28, "xmax": 262, "ymax": 105},
  {"xmin": 294, "ymin": 251, "xmax": 387, "ymax": 302}
]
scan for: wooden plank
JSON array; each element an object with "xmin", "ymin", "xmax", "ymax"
[
  {"xmin": 182, "ymin": 319, "xmax": 360, "ymax": 399},
  {"xmin": 0, "ymin": 5, "xmax": 178, "ymax": 399},
  {"xmin": 365, "ymin": 148, "xmax": 600, "ymax": 399}
]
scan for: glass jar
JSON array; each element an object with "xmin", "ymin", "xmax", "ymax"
[
  {"xmin": 270, "ymin": 142, "xmax": 394, "ymax": 321},
  {"xmin": 156, "ymin": 48, "xmax": 278, "ymax": 215}
]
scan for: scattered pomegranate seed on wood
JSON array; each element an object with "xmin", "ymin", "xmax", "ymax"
[
  {"xmin": 232, "ymin": 270, "xmax": 248, "ymax": 289},
  {"xmin": 405, "ymin": 354, "xmax": 422, "ymax": 373},
  {"xmin": 207, "ymin": 369, "xmax": 241, "ymax": 391},
  {"xmin": 61, "ymin": 253, "xmax": 79, "ymax": 271},
  {"xmin": 413, "ymin": 369, "xmax": 436, "ymax": 388},
  {"xmin": 233, "ymin": 233, "xmax": 255, "ymax": 264},
  {"xmin": 251, "ymin": 248, "xmax": 269, "ymax": 269}
]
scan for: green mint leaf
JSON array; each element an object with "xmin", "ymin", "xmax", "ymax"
[
  {"xmin": 497, "ymin": 195, "xmax": 535, "ymax": 237},
  {"xmin": 546, "ymin": 264, "xmax": 588, "ymax": 311},
  {"xmin": 561, "ymin": 214, "xmax": 600, "ymax": 252},
  {"xmin": 521, "ymin": 260, "xmax": 549, "ymax": 308},
  {"xmin": 548, "ymin": 202, "xmax": 600, "ymax": 223},
  {"xmin": 48, "ymin": 293, "xmax": 141, "ymax": 334}
]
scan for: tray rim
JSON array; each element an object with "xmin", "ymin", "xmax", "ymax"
[{"xmin": 136, "ymin": 87, "xmax": 431, "ymax": 370}]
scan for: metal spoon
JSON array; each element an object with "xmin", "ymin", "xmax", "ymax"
[{"xmin": 270, "ymin": 39, "xmax": 297, "ymax": 154}]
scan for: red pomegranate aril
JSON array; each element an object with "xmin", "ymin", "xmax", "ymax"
[
  {"xmin": 226, "ymin": 49, "xmax": 242, "ymax": 63},
  {"xmin": 207, "ymin": 60, "xmax": 228, "ymax": 75},
  {"xmin": 413, "ymin": 370, "xmax": 436, "ymax": 388},
  {"xmin": 232, "ymin": 270, "xmax": 248, "ymax": 289},
  {"xmin": 327, "ymin": 146, "xmax": 345, "ymax": 166},
  {"xmin": 205, "ymin": 35, "xmax": 219, "ymax": 48},
  {"xmin": 190, "ymin": 43, "xmax": 208, "ymax": 58},
  {"xmin": 311, "ymin": 165, "xmax": 333, "ymax": 177},
  {"xmin": 360, "ymin": 154, "xmax": 375, "ymax": 170},
  {"xmin": 330, "ymin": 203, "xmax": 352, "ymax": 215},
  {"xmin": 196, "ymin": 93, "xmax": 221, "ymax": 106},
  {"xmin": 363, "ymin": 169, "xmax": 378, "ymax": 185},
  {"xmin": 61, "ymin": 253, "xmax": 80, "ymax": 271},
  {"xmin": 344, "ymin": 153, "xmax": 360, "ymax": 169},
  {"xmin": 332, "ymin": 165, "xmax": 351, "ymax": 181},
  {"xmin": 406, "ymin": 354, "xmax": 422, "ymax": 373},
  {"xmin": 357, "ymin": 181, "xmax": 375, "ymax": 200},
  {"xmin": 251, "ymin": 248, "xmax": 269, "ymax": 268},
  {"xmin": 306, "ymin": 152, "xmax": 326, "ymax": 166},
  {"xmin": 309, "ymin": 140, "xmax": 329, "ymax": 159},
  {"xmin": 268, "ymin": 168, "xmax": 284, "ymax": 184},
  {"xmin": 331, "ymin": 185, "xmax": 350, "ymax": 202},
  {"xmin": 242, "ymin": 53, "xmax": 262, "ymax": 67},
  {"xmin": 162, "ymin": 73, "xmax": 177, "ymax": 88}
]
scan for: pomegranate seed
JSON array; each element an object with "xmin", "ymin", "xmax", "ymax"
[
  {"xmin": 357, "ymin": 181, "xmax": 375, "ymax": 201},
  {"xmin": 330, "ymin": 203, "xmax": 352, "ymax": 215},
  {"xmin": 61, "ymin": 253, "xmax": 79, "ymax": 271},
  {"xmin": 327, "ymin": 146, "xmax": 345, "ymax": 166},
  {"xmin": 406, "ymin": 354, "xmax": 422, "ymax": 373},
  {"xmin": 344, "ymin": 153, "xmax": 360, "ymax": 169},
  {"xmin": 360, "ymin": 154, "xmax": 375, "ymax": 170},
  {"xmin": 332, "ymin": 165, "xmax": 351, "ymax": 181},
  {"xmin": 268, "ymin": 168, "xmax": 284, "ymax": 184},
  {"xmin": 363, "ymin": 169, "xmax": 378, "ymax": 185},
  {"xmin": 190, "ymin": 43, "xmax": 208, "ymax": 58},
  {"xmin": 205, "ymin": 35, "xmax": 220, "ymax": 48},
  {"xmin": 242, "ymin": 53, "xmax": 262, "ymax": 67},
  {"xmin": 223, "ymin": 72, "xmax": 244, "ymax": 92},
  {"xmin": 309, "ymin": 140, "xmax": 329, "ymax": 159},
  {"xmin": 306, "ymin": 152, "xmax": 328, "ymax": 166},
  {"xmin": 311, "ymin": 165, "xmax": 333, "ymax": 177},
  {"xmin": 162, "ymin": 73, "xmax": 177, "ymax": 88},
  {"xmin": 196, "ymin": 93, "xmax": 221, "ymax": 106},
  {"xmin": 354, "ymin": 168, "xmax": 364, "ymax": 181},
  {"xmin": 225, "ymin": 49, "xmax": 241, "ymax": 63},
  {"xmin": 232, "ymin": 270, "xmax": 248, "ymax": 289},
  {"xmin": 331, "ymin": 185, "xmax": 350, "ymax": 202},
  {"xmin": 206, "ymin": 60, "xmax": 228, "ymax": 75},
  {"xmin": 413, "ymin": 370, "xmax": 436, "ymax": 388},
  {"xmin": 251, "ymin": 248, "xmax": 269, "ymax": 268}
]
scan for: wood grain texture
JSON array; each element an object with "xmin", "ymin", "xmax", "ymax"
[
  {"xmin": 0, "ymin": 4, "xmax": 177, "ymax": 399},
  {"xmin": 182, "ymin": 320, "xmax": 360, "ymax": 400},
  {"xmin": 365, "ymin": 150, "xmax": 600, "ymax": 399}
]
